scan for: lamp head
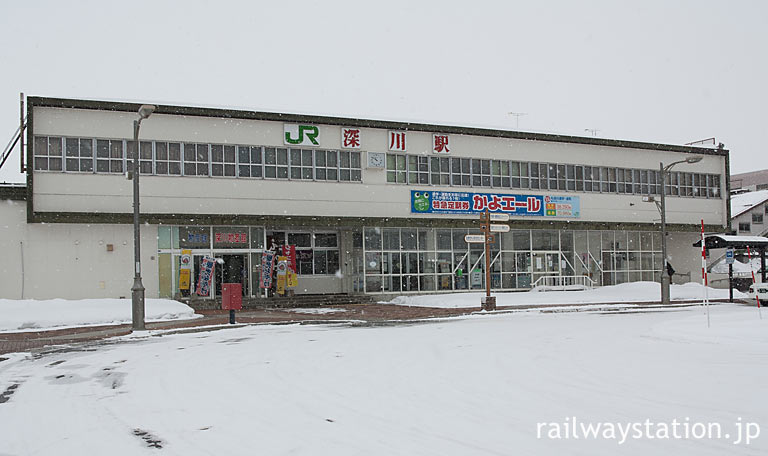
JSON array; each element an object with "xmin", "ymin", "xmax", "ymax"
[
  {"xmin": 685, "ymin": 156, "xmax": 702, "ymax": 164},
  {"xmin": 138, "ymin": 104, "xmax": 156, "ymax": 119}
]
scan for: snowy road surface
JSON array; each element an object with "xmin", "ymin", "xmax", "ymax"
[{"xmin": 0, "ymin": 304, "xmax": 765, "ymax": 455}]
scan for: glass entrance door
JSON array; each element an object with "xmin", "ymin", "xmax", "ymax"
[
  {"xmin": 532, "ymin": 251, "xmax": 560, "ymax": 285},
  {"xmin": 215, "ymin": 254, "xmax": 248, "ymax": 297}
]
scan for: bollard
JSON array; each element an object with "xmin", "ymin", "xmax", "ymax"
[{"xmin": 229, "ymin": 309, "xmax": 236, "ymax": 324}]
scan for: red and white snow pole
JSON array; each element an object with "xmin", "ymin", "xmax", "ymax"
[
  {"xmin": 700, "ymin": 220, "xmax": 710, "ymax": 327},
  {"xmin": 746, "ymin": 245, "xmax": 763, "ymax": 319}
]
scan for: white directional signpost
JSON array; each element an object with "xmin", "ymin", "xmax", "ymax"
[
  {"xmin": 464, "ymin": 234, "xmax": 486, "ymax": 243},
  {"xmin": 477, "ymin": 208, "xmax": 511, "ymax": 311}
]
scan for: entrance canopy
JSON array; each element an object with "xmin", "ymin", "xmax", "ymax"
[{"xmin": 692, "ymin": 234, "xmax": 768, "ymax": 250}]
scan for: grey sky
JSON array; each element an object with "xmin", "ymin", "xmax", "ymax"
[{"xmin": 1, "ymin": 0, "xmax": 765, "ymax": 182}]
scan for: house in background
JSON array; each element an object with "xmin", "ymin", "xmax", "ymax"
[
  {"xmin": 731, "ymin": 168, "xmax": 768, "ymax": 194},
  {"xmin": 731, "ymin": 189, "xmax": 768, "ymax": 237}
]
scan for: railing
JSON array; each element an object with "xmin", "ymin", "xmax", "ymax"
[{"xmin": 531, "ymin": 275, "xmax": 597, "ymax": 291}]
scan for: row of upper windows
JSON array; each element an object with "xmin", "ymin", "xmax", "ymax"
[
  {"xmin": 33, "ymin": 136, "xmax": 363, "ymax": 182},
  {"xmin": 386, "ymin": 154, "xmax": 722, "ymax": 198},
  {"xmin": 32, "ymin": 135, "xmax": 722, "ymax": 199}
]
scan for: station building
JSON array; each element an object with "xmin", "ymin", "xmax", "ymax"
[{"xmin": 0, "ymin": 96, "xmax": 731, "ymax": 300}]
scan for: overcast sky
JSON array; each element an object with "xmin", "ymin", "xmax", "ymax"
[{"xmin": 1, "ymin": 0, "xmax": 765, "ymax": 182}]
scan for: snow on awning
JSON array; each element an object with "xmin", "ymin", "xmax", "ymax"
[{"xmin": 693, "ymin": 234, "xmax": 768, "ymax": 249}]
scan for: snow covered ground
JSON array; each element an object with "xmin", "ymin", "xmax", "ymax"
[
  {"xmin": 0, "ymin": 298, "xmax": 199, "ymax": 332},
  {"xmin": 0, "ymin": 304, "xmax": 765, "ymax": 455},
  {"xmin": 386, "ymin": 282, "xmax": 747, "ymax": 309}
]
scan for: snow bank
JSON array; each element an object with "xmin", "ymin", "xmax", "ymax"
[
  {"xmin": 386, "ymin": 281, "xmax": 747, "ymax": 308},
  {"xmin": 0, "ymin": 298, "xmax": 199, "ymax": 332}
]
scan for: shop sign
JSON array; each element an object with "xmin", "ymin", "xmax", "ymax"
[
  {"xmin": 389, "ymin": 131, "xmax": 407, "ymax": 152},
  {"xmin": 341, "ymin": 128, "xmax": 361, "ymax": 149},
  {"xmin": 260, "ymin": 251, "xmax": 276, "ymax": 289},
  {"xmin": 410, "ymin": 190, "xmax": 580, "ymax": 218},
  {"xmin": 186, "ymin": 233, "xmax": 208, "ymax": 244},
  {"xmin": 284, "ymin": 124, "xmax": 320, "ymax": 146},
  {"xmin": 214, "ymin": 231, "xmax": 248, "ymax": 244},
  {"xmin": 432, "ymin": 134, "xmax": 450, "ymax": 154},
  {"xmin": 196, "ymin": 256, "xmax": 216, "ymax": 297}
]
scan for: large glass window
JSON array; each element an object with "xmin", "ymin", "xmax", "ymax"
[
  {"xmin": 491, "ymin": 160, "xmax": 510, "ymax": 188},
  {"xmin": 315, "ymin": 150, "xmax": 338, "ymax": 181},
  {"xmin": 237, "ymin": 146, "xmax": 262, "ymax": 178},
  {"xmin": 264, "ymin": 147, "xmax": 288, "ymax": 179},
  {"xmin": 34, "ymin": 136, "xmax": 63, "ymax": 171},
  {"xmin": 408, "ymin": 155, "xmax": 429, "ymax": 185},
  {"xmin": 430, "ymin": 156, "xmax": 450, "ymax": 186},
  {"xmin": 386, "ymin": 153, "xmax": 406, "ymax": 183},
  {"xmin": 184, "ymin": 143, "xmax": 210, "ymax": 176},
  {"xmin": 290, "ymin": 149, "xmax": 314, "ymax": 180},
  {"xmin": 451, "ymin": 157, "xmax": 471, "ymax": 186},
  {"xmin": 96, "ymin": 139, "xmax": 124, "ymax": 173},
  {"xmin": 127, "ymin": 140, "xmax": 153, "ymax": 174},
  {"xmin": 339, "ymin": 150, "xmax": 361, "ymax": 181},
  {"xmin": 472, "ymin": 159, "xmax": 491, "ymax": 187},
  {"xmin": 64, "ymin": 137, "xmax": 93, "ymax": 172},
  {"xmin": 211, "ymin": 144, "xmax": 236, "ymax": 177},
  {"xmin": 155, "ymin": 142, "xmax": 181, "ymax": 175}
]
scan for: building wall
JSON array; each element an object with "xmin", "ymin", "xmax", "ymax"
[
  {"xmin": 0, "ymin": 200, "xmax": 159, "ymax": 300},
  {"xmin": 734, "ymin": 203, "xmax": 768, "ymax": 236},
  {"xmin": 6, "ymin": 101, "xmax": 734, "ymax": 299},
  {"xmin": 31, "ymin": 106, "xmax": 728, "ymax": 227}
]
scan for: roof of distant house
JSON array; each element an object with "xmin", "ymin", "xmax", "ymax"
[{"xmin": 730, "ymin": 189, "xmax": 768, "ymax": 218}]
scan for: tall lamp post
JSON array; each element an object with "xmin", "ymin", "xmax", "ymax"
[
  {"xmin": 131, "ymin": 104, "xmax": 156, "ymax": 331},
  {"xmin": 644, "ymin": 156, "xmax": 702, "ymax": 304}
]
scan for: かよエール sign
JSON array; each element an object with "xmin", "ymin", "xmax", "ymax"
[{"xmin": 411, "ymin": 190, "xmax": 580, "ymax": 218}]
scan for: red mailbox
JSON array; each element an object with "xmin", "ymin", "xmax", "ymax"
[{"xmin": 221, "ymin": 283, "xmax": 242, "ymax": 310}]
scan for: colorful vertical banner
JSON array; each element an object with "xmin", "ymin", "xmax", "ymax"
[
  {"xmin": 276, "ymin": 256, "xmax": 288, "ymax": 295},
  {"xmin": 281, "ymin": 245, "xmax": 299, "ymax": 289},
  {"xmin": 196, "ymin": 256, "xmax": 216, "ymax": 297},
  {"xmin": 260, "ymin": 251, "xmax": 276, "ymax": 289}
]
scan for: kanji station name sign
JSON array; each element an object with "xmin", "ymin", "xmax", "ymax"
[{"xmin": 411, "ymin": 190, "xmax": 580, "ymax": 218}]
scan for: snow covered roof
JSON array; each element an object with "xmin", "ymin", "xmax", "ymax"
[
  {"xmin": 730, "ymin": 189, "xmax": 768, "ymax": 218},
  {"xmin": 693, "ymin": 234, "xmax": 768, "ymax": 249}
]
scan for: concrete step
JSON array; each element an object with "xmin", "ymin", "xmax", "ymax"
[{"xmin": 185, "ymin": 293, "xmax": 377, "ymax": 310}]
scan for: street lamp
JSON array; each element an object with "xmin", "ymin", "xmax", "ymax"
[
  {"xmin": 131, "ymin": 104, "xmax": 156, "ymax": 331},
  {"xmin": 644, "ymin": 156, "xmax": 702, "ymax": 304}
]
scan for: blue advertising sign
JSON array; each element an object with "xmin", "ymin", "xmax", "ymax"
[{"xmin": 411, "ymin": 190, "xmax": 580, "ymax": 218}]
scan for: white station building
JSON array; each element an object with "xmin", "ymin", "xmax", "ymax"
[{"xmin": 0, "ymin": 96, "xmax": 732, "ymax": 300}]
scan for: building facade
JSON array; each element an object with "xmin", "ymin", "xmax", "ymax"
[
  {"xmin": 731, "ymin": 190, "xmax": 768, "ymax": 237},
  {"xmin": 0, "ymin": 97, "xmax": 731, "ymax": 300}
]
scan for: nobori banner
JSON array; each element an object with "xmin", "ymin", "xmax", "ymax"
[{"xmin": 411, "ymin": 190, "xmax": 580, "ymax": 218}]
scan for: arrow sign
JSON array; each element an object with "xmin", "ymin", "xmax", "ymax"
[
  {"xmin": 490, "ymin": 224, "xmax": 510, "ymax": 233},
  {"xmin": 490, "ymin": 213, "xmax": 510, "ymax": 221},
  {"xmin": 465, "ymin": 234, "xmax": 486, "ymax": 243}
]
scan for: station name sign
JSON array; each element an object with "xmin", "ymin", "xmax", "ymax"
[{"xmin": 411, "ymin": 190, "xmax": 580, "ymax": 218}]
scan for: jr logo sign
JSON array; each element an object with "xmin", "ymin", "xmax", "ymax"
[{"xmin": 284, "ymin": 124, "xmax": 320, "ymax": 146}]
